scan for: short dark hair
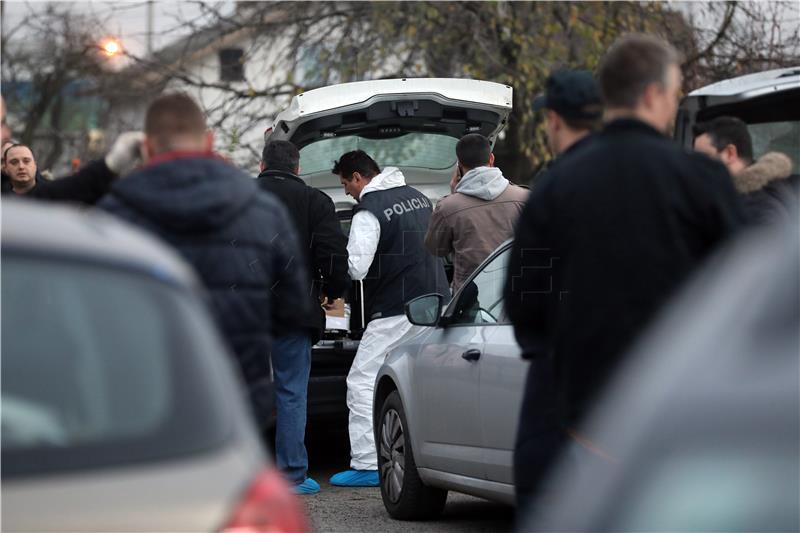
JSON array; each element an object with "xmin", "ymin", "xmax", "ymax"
[
  {"xmin": 262, "ymin": 140, "xmax": 300, "ymax": 173},
  {"xmin": 456, "ymin": 133, "xmax": 492, "ymax": 170},
  {"xmin": 598, "ymin": 34, "xmax": 681, "ymax": 109},
  {"xmin": 693, "ymin": 116, "xmax": 753, "ymax": 164},
  {"xmin": 144, "ymin": 92, "xmax": 206, "ymax": 150},
  {"xmin": 332, "ymin": 150, "xmax": 380, "ymax": 180},
  {"xmin": 3, "ymin": 143, "xmax": 33, "ymax": 163}
]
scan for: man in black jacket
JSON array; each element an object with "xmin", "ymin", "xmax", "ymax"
[
  {"xmin": 256, "ymin": 140, "xmax": 349, "ymax": 494},
  {"xmin": 510, "ymin": 69, "xmax": 603, "ymax": 510},
  {"xmin": 505, "ymin": 34, "xmax": 746, "ymax": 514},
  {"xmin": 98, "ymin": 94, "xmax": 311, "ymax": 484},
  {"xmin": 2, "ymin": 133, "xmax": 143, "ymax": 203}
]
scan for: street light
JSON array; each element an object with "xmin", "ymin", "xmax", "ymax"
[{"xmin": 101, "ymin": 38, "xmax": 122, "ymax": 57}]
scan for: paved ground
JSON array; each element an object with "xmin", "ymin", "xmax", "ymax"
[{"xmin": 299, "ymin": 422, "xmax": 516, "ymax": 533}]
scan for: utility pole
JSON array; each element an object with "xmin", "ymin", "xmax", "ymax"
[{"xmin": 146, "ymin": 0, "xmax": 154, "ymax": 56}]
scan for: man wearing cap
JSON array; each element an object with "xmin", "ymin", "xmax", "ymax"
[
  {"xmin": 531, "ymin": 69, "xmax": 603, "ymax": 185},
  {"xmin": 506, "ymin": 70, "xmax": 603, "ymax": 512},
  {"xmin": 505, "ymin": 37, "xmax": 744, "ymax": 515}
]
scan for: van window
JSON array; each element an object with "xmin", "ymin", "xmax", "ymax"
[{"xmin": 299, "ymin": 133, "xmax": 457, "ymax": 175}]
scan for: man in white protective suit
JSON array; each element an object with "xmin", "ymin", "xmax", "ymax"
[{"xmin": 330, "ymin": 150, "xmax": 450, "ymax": 487}]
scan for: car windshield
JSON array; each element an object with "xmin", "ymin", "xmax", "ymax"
[
  {"xmin": 1, "ymin": 255, "xmax": 233, "ymax": 477},
  {"xmin": 299, "ymin": 133, "xmax": 457, "ymax": 175}
]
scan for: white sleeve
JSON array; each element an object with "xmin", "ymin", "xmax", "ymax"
[{"xmin": 347, "ymin": 210, "xmax": 381, "ymax": 280}]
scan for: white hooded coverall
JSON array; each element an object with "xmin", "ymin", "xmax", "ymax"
[{"xmin": 346, "ymin": 166, "xmax": 419, "ymax": 471}]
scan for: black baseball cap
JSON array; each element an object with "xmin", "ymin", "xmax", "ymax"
[{"xmin": 533, "ymin": 70, "xmax": 602, "ymax": 120}]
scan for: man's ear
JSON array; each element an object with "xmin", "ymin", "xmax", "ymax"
[
  {"xmin": 142, "ymin": 136, "xmax": 156, "ymax": 162},
  {"xmin": 294, "ymin": 166, "xmax": 300, "ymax": 175},
  {"xmin": 352, "ymin": 171, "xmax": 363, "ymax": 183},
  {"xmin": 259, "ymin": 161, "xmax": 266, "ymax": 172},
  {"xmin": 488, "ymin": 153, "xmax": 495, "ymax": 167},
  {"xmin": 721, "ymin": 143, "xmax": 739, "ymax": 163},
  {"xmin": 204, "ymin": 130, "xmax": 214, "ymax": 152},
  {"xmin": 641, "ymin": 82, "xmax": 661, "ymax": 112}
]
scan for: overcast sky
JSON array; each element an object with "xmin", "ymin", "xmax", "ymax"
[{"xmin": 1, "ymin": 1, "xmax": 236, "ymax": 59}]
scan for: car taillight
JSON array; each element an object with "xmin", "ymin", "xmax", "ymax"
[{"xmin": 221, "ymin": 468, "xmax": 308, "ymax": 533}]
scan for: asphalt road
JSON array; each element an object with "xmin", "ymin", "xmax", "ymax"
[{"xmin": 299, "ymin": 422, "xmax": 515, "ymax": 533}]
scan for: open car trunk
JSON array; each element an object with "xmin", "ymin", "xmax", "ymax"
[{"xmin": 267, "ymin": 77, "xmax": 513, "ymax": 336}]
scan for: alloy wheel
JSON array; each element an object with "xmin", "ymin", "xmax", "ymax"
[{"xmin": 379, "ymin": 408, "xmax": 405, "ymax": 503}]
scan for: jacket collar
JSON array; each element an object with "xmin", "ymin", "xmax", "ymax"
[
  {"xmin": 561, "ymin": 133, "xmax": 595, "ymax": 158},
  {"xmin": 603, "ymin": 118, "xmax": 665, "ymax": 139},
  {"xmin": 144, "ymin": 150, "xmax": 225, "ymax": 168},
  {"xmin": 257, "ymin": 168, "xmax": 304, "ymax": 185},
  {"xmin": 733, "ymin": 152, "xmax": 794, "ymax": 194}
]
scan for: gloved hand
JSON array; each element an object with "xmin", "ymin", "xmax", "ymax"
[{"xmin": 104, "ymin": 131, "xmax": 145, "ymax": 176}]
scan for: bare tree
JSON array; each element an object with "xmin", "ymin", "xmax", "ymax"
[
  {"xmin": 1, "ymin": 3, "xmax": 118, "ymax": 171},
  {"xmin": 4, "ymin": 1, "xmax": 798, "ymax": 177}
]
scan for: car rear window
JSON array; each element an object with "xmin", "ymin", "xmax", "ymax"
[
  {"xmin": 1, "ymin": 255, "xmax": 236, "ymax": 478},
  {"xmin": 299, "ymin": 133, "xmax": 457, "ymax": 175}
]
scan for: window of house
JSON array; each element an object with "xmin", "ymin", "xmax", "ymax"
[{"xmin": 219, "ymin": 48, "xmax": 244, "ymax": 82}]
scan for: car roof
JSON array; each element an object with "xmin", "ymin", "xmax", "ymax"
[
  {"xmin": 2, "ymin": 199, "xmax": 199, "ymax": 288},
  {"xmin": 688, "ymin": 66, "xmax": 800, "ymax": 98}
]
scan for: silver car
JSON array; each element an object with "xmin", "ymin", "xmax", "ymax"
[
  {"xmin": 373, "ymin": 239, "xmax": 527, "ymax": 518},
  {"xmin": 1, "ymin": 200, "xmax": 307, "ymax": 532}
]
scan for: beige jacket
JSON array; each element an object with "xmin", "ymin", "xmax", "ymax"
[{"xmin": 425, "ymin": 166, "xmax": 529, "ymax": 292}]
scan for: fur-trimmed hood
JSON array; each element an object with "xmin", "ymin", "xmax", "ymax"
[{"xmin": 733, "ymin": 152, "xmax": 794, "ymax": 194}]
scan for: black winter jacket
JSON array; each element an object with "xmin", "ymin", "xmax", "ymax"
[
  {"xmin": 506, "ymin": 119, "xmax": 745, "ymax": 428},
  {"xmin": 256, "ymin": 169, "xmax": 349, "ymax": 341},
  {"xmin": 2, "ymin": 159, "xmax": 116, "ymax": 204},
  {"xmin": 98, "ymin": 153, "xmax": 310, "ymax": 410}
]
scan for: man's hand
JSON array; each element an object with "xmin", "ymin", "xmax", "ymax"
[
  {"xmin": 105, "ymin": 132, "xmax": 145, "ymax": 177},
  {"xmin": 320, "ymin": 295, "xmax": 338, "ymax": 311},
  {"xmin": 449, "ymin": 166, "xmax": 462, "ymax": 193}
]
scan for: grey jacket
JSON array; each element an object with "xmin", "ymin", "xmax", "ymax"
[{"xmin": 425, "ymin": 166, "xmax": 529, "ymax": 292}]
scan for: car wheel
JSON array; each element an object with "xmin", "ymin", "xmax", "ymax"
[{"xmin": 377, "ymin": 390, "xmax": 447, "ymax": 520}]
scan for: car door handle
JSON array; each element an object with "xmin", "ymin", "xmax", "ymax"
[{"xmin": 461, "ymin": 349, "xmax": 481, "ymax": 362}]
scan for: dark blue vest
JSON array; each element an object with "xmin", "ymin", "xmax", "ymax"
[{"xmin": 355, "ymin": 185, "xmax": 450, "ymax": 320}]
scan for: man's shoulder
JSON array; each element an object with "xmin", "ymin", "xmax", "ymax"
[
  {"xmin": 503, "ymin": 183, "xmax": 530, "ymax": 201},
  {"xmin": 432, "ymin": 193, "xmax": 461, "ymax": 216}
]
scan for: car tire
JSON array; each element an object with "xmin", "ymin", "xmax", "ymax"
[{"xmin": 377, "ymin": 390, "xmax": 447, "ymax": 520}]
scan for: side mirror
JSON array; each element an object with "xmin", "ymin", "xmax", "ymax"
[{"xmin": 404, "ymin": 293, "xmax": 444, "ymax": 327}]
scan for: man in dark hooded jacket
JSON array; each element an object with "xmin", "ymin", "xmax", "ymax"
[{"xmin": 98, "ymin": 94, "xmax": 310, "ymax": 464}]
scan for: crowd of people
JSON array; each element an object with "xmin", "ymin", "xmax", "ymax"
[{"xmin": 2, "ymin": 33, "xmax": 796, "ymax": 513}]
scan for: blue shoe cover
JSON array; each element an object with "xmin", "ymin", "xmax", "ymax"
[
  {"xmin": 329, "ymin": 469, "xmax": 379, "ymax": 487},
  {"xmin": 294, "ymin": 477, "xmax": 321, "ymax": 494}
]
